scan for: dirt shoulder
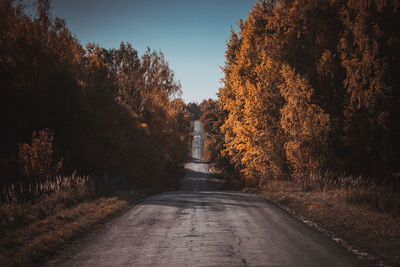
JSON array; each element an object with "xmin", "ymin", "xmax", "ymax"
[
  {"xmin": 260, "ymin": 180, "xmax": 400, "ymax": 266},
  {"xmin": 0, "ymin": 190, "xmax": 152, "ymax": 267}
]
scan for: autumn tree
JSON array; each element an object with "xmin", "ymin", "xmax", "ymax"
[
  {"xmin": 216, "ymin": 0, "xmax": 400, "ymax": 190},
  {"xmin": 339, "ymin": 0, "xmax": 400, "ymax": 181},
  {"xmin": 280, "ymin": 65, "xmax": 330, "ymax": 190},
  {"xmin": 219, "ymin": 2, "xmax": 289, "ymax": 185},
  {"xmin": 0, "ymin": 0, "xmax": 191, "ymax": 196}
]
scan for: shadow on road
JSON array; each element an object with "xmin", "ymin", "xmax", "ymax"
[
  {"xmin": 188, "ymin": 157, "xmax": 205, "ymax": 163},
  {"xmin": 181, "ymin": 167, "xmax": 225, "ymax": 190},
  {"xmin": 141, "ymin": 191, "xmax": 268, "ymax": 210}
]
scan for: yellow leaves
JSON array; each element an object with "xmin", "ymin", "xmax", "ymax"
[
  {"xmin": 221, "ymin": 43, "xmax": 288, "ymax": 181},
  {"xmin": 77, "ymin": 80, "xmax": 86, "ymax": 88},
  {"xmin": 280, "ymin": 65, "xmax": 313, "ymax": 101},
  {"xmin": 280, "ymin": 65, "xmax": 331, "ymax": 179},
  {"xmin": 215, "ymin": 0, "xmax": 399, "ymax": 196},
  {"xmin": 18, "ymin": 129, "xmax": 58, "ymax": 181},
  {"xmin": 86, "ymin": 48, "xmax": 106, "ymax": 69},
  {"xmin": 219, "ymin": 4, "xmax": 290, "ymax": 182},
  {"xmin": 218, "ymin": 0, "xmax": 344, "ymax": 184},
  {"xmin": 317, "ymin": 50, "xmax": 335, "ymax": 78}
]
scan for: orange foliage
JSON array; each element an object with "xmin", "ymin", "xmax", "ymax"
[
  {"xmin": 18, "ymin": 129, "xmax": 61, "ymax": 183},
  {"xmin": 280, "ymin": 65, "xmax": 330, "ymax": 189},
  {"xmin": 211, "ymin": 0, "xmax": 400, "ymax": 189},
  {"xmin": 0, "ymin": 0, "xmax": 192, "ymax": 197}
]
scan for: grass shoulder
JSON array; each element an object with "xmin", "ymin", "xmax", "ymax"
[
  {"xmin": 0, "ymin": 189, "xmax": 154, "ymax": 267},
  {"xmin": 261, "ymin": 180, "xmax": 400, "ymax": 266}
]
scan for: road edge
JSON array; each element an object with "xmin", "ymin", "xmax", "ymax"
[{"xmin": 259, "ymin": 193, "xmax": 385, "ymax": 266}]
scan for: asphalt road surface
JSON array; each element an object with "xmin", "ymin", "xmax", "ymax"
[{"xmin": 46, "ymin": 120, "xmax": 368, "ymax": 266}]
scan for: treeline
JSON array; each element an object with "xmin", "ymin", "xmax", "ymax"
[
  {"xmin": 205, "ymin": 0, "xmax": 400, "ymax": 189},
  {"xmin": 0, "ymin": 0, "xmax": 192, "ymax": 200}
]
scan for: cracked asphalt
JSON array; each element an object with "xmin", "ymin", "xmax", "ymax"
[{"xmin": 45, "ymin": 121, "xmax": 368, "ymax": 266}]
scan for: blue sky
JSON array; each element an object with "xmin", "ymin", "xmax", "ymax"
[{"xmin": 46, "ymin": 0, "xmax": 253, "ymax": 103}]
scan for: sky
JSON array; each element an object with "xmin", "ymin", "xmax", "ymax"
[{"xmin": 45, "ymin": 0, "xmax": 253, "ymax": 103}]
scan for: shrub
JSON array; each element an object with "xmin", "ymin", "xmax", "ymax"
[{"xmin": 18, "ymin": 129, "xmax": 61, "ymax": 184}]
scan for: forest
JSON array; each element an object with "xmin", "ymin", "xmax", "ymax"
[
  {"xmin": 1, "ymin": 0, "xmax": 400, "ymax": 265},
  {"xmin": 0, "ymin": 0, "xmax": 193, "ymax": 201},
  {"xmin": 202, "ymin": 0, "xmax": 400, "ymax": 213}
]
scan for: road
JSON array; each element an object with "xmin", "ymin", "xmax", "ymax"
[{"xmin": 46, "ymin": 120, "xmax": 368, "ymax": 266}]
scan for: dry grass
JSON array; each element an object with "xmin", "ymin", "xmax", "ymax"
[
  {"xmin": 0, "ymin": 197, "xmax": 128, "ymax": 266},
  {"xmin": 262, "ymin": 180, "xmax": 400, "ymax": 265},
  {"xmin": 0, "ymin": 186, "xmax": 147, "ymax": 267},
  {"xmin": 1, "ymin": 173, "xmax": 94, "ymax": 203}
]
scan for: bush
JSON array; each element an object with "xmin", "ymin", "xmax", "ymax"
[{"xmin": 18, "ymin": 129, "xmax": 61, "ymax": 183}]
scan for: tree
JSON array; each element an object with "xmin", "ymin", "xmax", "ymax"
[
  {"xmin": 0, "ymin": 0, "xmax": 191, "ymax": 195},
  {"xmin": 280, "ymin": 65, "xmax": 330, "ymax": 190},
  {"xmin": 339, "ymin": 0, "xmax": 400, "ymax": 180}
]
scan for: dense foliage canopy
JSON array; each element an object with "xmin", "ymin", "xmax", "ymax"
[
  {"xmin": 0, "ymin": 0, "xmax": 192, "ymax": 197},
  {"xmin": 204, "ymin": 0, "xmax": 400, "ymax": 188}
]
